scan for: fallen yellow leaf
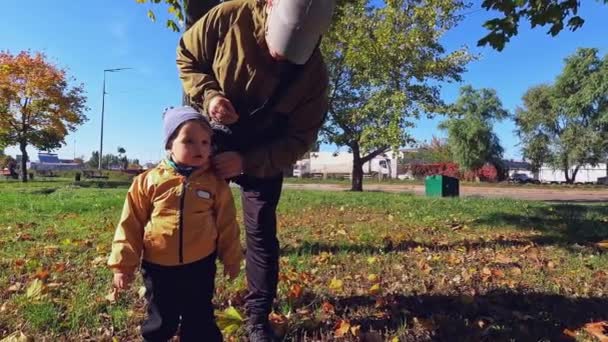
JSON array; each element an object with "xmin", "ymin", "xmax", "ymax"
[
  {"xmin": 329, "ymin": 278, "xmax": 343, "ymax": 293},
  {"xmin": 0, "ymin": 331, "xmax": 34, "ymax": 342},
  {"xmin": 511, "ymin": 267, "xmax": 522, "ymax": 276},
  {"xmin": 369, "ymin": 283, "xmax": 381, "ymax": 295},
  {"xmin": 215, "ymin": 306, "xmax": 244, "ymax": 335},
  {"xmin": 26, "ymin": 279, "xmax": 44, "ymax": 300},
  {"xmin": 334, "ymin": 320, "xmax": 351, "ymax": 338},
  {"xmin": 138, "ymin": 286, "xmax": 147, "ymax": 299}
]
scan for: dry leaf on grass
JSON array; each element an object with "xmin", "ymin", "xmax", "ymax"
[
  {"xmin": 105, "ymin": 288, "xmax": 118, "ymax": 303},
  {"xmin": 215, "ymin": 306, "xmax": 244, "ymax": 335},
  {"xmin": 26, "ymin": 279, "xmax": 45, "ymax": 300},
  {"xmin": 369, "ymin": 283, "xmax": 382, "ymax": 295},
  {"xmin": 269, "ymin": 312, "xmax": 289, "ymax": 338},
  {"xmin": 0, "ymin": 331, "xmax": 34, "ymax": 342},
  {"xmin": 334, "ymin": 320, "xmax": 351, "ymax": 338},
  {"xmin": 584, "ymin": 321, "xmax": 608, "ymax": 342},
  {"xmin": 288, "ymin": 283, "xmax": 303, "ymax": 300},
  {"xmin": 138, "ymin": 286, "xmax": 147, "ymax": 299},
  {"xmin": 322, "ymin": 301, "xmax": 335, "ymax": 314},
  {"xmin": 595, "ymin": 240, "xmax": 608, "ymax": 250},
  {"xmin": 329, "ymin": 278, "xmax": 344, "ymax": 293}
]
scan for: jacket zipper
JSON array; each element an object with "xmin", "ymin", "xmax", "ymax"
[{"xmin": 178, "ymin": 178, "xmax": 188, "ymax": 263}]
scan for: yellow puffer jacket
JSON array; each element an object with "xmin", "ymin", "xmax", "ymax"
[{"xmin": 108, "ymin": 160, "xmax": 242, "ymax": 273}]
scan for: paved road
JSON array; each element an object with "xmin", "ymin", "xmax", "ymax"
[{"xmin": 282, "ymin": 183, "xmax": 608, "ymax": 203}]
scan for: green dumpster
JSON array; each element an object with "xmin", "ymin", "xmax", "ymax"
[{"xmin": 425, "ymin": 174, "xmax": 459, "ymax": 197}]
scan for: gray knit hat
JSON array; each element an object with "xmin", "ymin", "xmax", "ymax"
[
  {"xmin": 163, "ymin": 106, "xmax": 211, "ymax": 149},
  {"xmin": 266, "ymin": 0, "xmax": 336, "ymax": 64}
]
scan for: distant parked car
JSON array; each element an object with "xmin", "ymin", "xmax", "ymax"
[{"xmin": 509, "ymin": 173, "xmax": 540, "ymax": 184}]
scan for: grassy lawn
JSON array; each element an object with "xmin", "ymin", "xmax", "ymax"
[
  {"xmin": 1, "ymin": 180, "xmax": 607, "ymax": 341},
  {"xmin": 283, "ymin": 176, "xmax": 608, "ymax": 191}
]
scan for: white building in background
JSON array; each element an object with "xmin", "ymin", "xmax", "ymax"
[
  {"xmin": 502, "ymin": 159, "xmax": 607, "ymax": 184},
  {"xmin": 293, "ymin": 151, "xmax": 398, "ymax": 179},
  {"xmin": 28, "ymin": 153, "xmax": 81, "ymax": 171},
  {"xmin": 538, "ymin": 163, "xmax": 608, "ymax": 183}
]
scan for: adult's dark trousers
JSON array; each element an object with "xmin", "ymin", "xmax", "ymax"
[
  {"xmin": 235, "ymin": 174, "xmax": 283, "ymax": 325},
  {"xmin": 211, "ymin": 120, "xmax": 285, "ymax": 325}
]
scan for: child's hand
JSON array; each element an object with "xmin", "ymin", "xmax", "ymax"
[
  {"xmin": 113, "ymin": 272, "xmax": 134, "ymax": 290},
  {"xmin": 213, "ymin": 152, "xmax": 244, "ymax": 179},
  {"xmin": 224, "ymin": 263, "xmax": 240, "ymax": 281},
  {"xmin": 209, "ymin": 95, "xmax": 239, "ymax": 125}
]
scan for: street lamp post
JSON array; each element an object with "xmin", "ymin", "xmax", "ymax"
[{"xmin": 99, "ymin": 68, "xmax": 131, "ymax": 170}]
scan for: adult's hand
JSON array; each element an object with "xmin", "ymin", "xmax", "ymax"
[
  {"xmin": 213, "ymin": 151, "xmax": 244, "ymax": 179},
  {"xmin": 208, "ymin": 95, "xmax": 239, "ymax": 125}
]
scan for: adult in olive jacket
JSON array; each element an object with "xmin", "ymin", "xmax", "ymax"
[{"xmin": 177, "ymin": 0, "xmax": 335, "ymax": 340}]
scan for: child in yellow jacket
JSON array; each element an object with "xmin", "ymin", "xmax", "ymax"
[{"xmin": 108, "ymin": 106, "xmax": 242, "ymax": 342}]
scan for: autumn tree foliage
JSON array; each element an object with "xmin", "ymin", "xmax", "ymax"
[{"xmin": 0, "ymin": 51, "xmax": 87, "ymax": 181}]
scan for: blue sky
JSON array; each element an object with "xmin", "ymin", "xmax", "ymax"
[{"xmin": 2, "ymin": 0, "xmax": 607, "ymax": 163}]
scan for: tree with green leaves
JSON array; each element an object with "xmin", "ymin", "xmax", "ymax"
[
  {"xmin": 479, "ymin": 0, "xmax": 608, "ymax": 51},
  {"xmin": 137, "ymin": 0, "xmax": 608, "ymax": 53},
  {"xmin": 88, "ymin": 150, "xmax": 133, "ymax": 170},
  {"xmin": 516, "ymin": 48, "xmax": 608, "ymax": 183},
  {"xmin": 117, "ymin": 146, "xmax": 128, "ymax": 170},
  {"xmin": 0, "ymin": 149, "xmax": 12, "ymax": 168},
  {"xmin": 87, "ymin": 151, "xmax": 100, "ymax": 169},
  {"xmin": 0, "ymin": 150, "xmax": 17, "ymax": 178},
  {"xmin": 440, "ymin": 85, "xmax": 508, "ymax": 172},
  {"xmin": 0, "ymin": 51, "xmax": 88, "ymax": 182},
  {"xmin": 320, "ymin": 0, "xmax": 472, "ymax": 191}
]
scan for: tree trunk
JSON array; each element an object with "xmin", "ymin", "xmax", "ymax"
[
  {"xmin": 564, "ymin": 164, "xmax": 581, "ymax": 184},
  {"xmin": 564, "ymin": 168, "xmax": 572, "ymax": 184},
  {"xmin": 571, "ymin": 165, "xmax": 580, "ymax": 183},
  {"xmin": 19, "ymin": 141, "xmax": 28, "ymax": 183},
  {"xmin": 351, "ymin": 144, "xmax": 363, "ymax": 192}
]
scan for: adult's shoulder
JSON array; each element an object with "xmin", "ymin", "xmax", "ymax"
[
  {"xmin": 196, "ymin": 0, "xmax": 258, "ymax": 35},
  {"xmin": 206, "ymin": 0, "xmax": 255, "ymax": 21}
]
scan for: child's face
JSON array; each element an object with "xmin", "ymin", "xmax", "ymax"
[{"xmin": 170, "ymin": 121, "xmax": 212, "ymax": 168}]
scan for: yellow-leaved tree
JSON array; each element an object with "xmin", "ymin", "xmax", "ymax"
[{"xmin": 0, "ymin": 51, "xmax": 88, "ymax": 182}]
